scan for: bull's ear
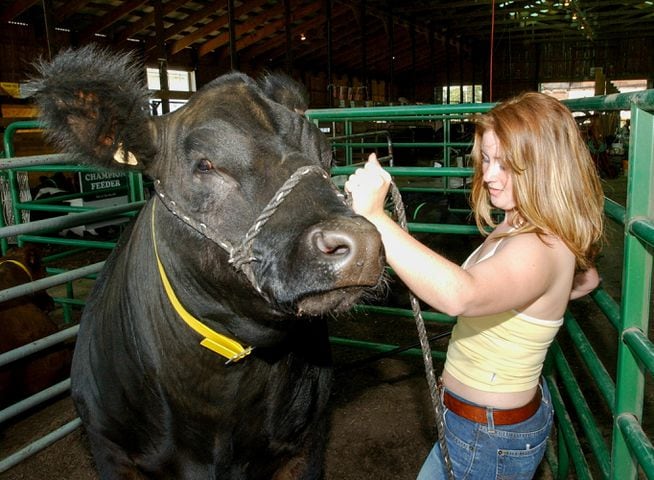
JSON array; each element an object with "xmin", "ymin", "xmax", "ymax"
[
  {"xmin": 258, "ymin": 71, "xmax": 309, "ymax": 115},
  {"xmin": 27, "ymin": 44, "xmax": 157, "ymax": 170}
]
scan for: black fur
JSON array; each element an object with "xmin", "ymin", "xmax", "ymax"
[
  {"xmin": 28, "ymin": 45, "xmax": 155, "ymax": 169},
  {"xmin": 30, "ymin": 45, "xmax": 385, "ymax": 480},
  {"xmin": 258, "ymin": 71, "xmax": 310, "ymax": 113}
]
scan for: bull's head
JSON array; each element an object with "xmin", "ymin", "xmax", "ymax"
[{"xmin": 29, "ymin": 45, "xmax": 386, "ymax": 324}]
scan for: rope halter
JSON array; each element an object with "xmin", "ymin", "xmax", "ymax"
[{"xmin": 153, "ymin": 164, "xmax": 344, "ymax": 302}]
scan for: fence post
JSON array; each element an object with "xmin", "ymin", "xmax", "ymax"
[{"xmin": 610, "ymin": 102, "xmax": 654, "ymax": 479}]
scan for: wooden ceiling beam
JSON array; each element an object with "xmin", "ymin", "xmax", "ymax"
[
  {"xmin": 168, "ymin": 0, "xmax": 273, "ymax": 55},
  {"xmin": 78, "ymin": 0, "xmax": 150, "ymax": 43},
  {"xmin": 140, "ymin": 2, "xmax": 230, "ymax": 53},
  {"xmin": 168, "ymin": 7, "xmax": 230, "ymax": 54},
  {"xmin": 53, "ymin": 0, "xmax": 91, "ymax": 23},
  {"xmin": 244, "ymin": 3, "xmax": 441, "ymax": 78},
  {"xmin": 0, "ymin": 0, "xmax": 39, "ymax": 23},
  {"xmin": 244, "ymin": 2, "xmax": 423, "ymax": 71},
  {"xmin": 329, "ymin": 18, "xmax": 413, "ymax": 68},
  {"xmin": 197, "ymin": 1, "xmax": 322, "ymax": 58},
  {"xmin": 240, "ymin": 2, "xmax": 350, "ymax": 64},
  {"xmin": 115, "ymin": 0, "xmax": 189, "ymax": 47}
]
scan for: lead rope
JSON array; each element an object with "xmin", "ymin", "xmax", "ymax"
[
  {"xmin": 387, "ymin": 181, "xmax": 455, "ymax": 480},
  {"xmin": 343, "ymin": 172, "xmax": 452, "ymax": 479}
]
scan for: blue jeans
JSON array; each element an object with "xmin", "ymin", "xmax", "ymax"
[{"xmin": 417, "ymin": 380, "xmax": 553, "ymax": 480}]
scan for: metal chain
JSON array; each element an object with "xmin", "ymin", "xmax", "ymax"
[{"xmin": 388, "ymin": 181, "xmax": 456, "ymax": 480}]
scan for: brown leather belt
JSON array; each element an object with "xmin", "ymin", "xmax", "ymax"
[{"xmin": 443, "ymin": 388, "xmax": 542, "ymax": 426}]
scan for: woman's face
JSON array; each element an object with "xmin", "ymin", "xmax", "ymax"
[{"xmin": 481, "ymin": 129, "xmax": 515, "ymax": 211}]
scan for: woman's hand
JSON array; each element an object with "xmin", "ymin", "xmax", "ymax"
[
  {"xmin": 570, "ymin": 267, "xmax": 601, "ymax": 300},
  {"xmin": 344, "ymin": 153, "xmax": 392, "ymax": 220}
]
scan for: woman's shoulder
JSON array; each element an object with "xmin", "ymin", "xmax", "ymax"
[{"xmin": 499, "ymin": 230, "xmax": 574, "ymax": 264}]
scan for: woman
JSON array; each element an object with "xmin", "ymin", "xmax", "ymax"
[{"xmin": 344, "ymin": 92, "xmax": 604, "ymax": 479}]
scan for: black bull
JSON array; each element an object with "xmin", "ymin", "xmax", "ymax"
[{"xmin": 30, "ymin": 45, "xmax": 385, "ymax": 479}]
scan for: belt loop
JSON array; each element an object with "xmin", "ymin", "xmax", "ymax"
[
  {"xmin": 539, "ymin": 377, "xmax": 548, "ymax": 407},
  {"xmin": 486, "ymin": 407, "xmax": 496, "ymax": 431}
]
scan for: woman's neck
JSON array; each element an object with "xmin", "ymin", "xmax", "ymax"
[{"xmin": 502, "ymin": 209, "xmax": 525, "ymax": 229}]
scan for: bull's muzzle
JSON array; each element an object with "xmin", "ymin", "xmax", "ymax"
[{"xmin": 306, "ymin": 217, "xmax": 384, "ymax": 288}]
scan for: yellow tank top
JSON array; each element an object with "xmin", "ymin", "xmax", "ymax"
[
  {"xmin": 444, "ymin": 311, "xmax": 563, "ymax": 392},
  {"xmin": 443, "ymin": 234, "xmax": 564, "ymax": 392}
]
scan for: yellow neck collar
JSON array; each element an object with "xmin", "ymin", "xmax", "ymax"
[
  {"xmin": 151, "ymin": 201, "xmax": 253, "ymax": 364},
  {"xmin": 0, "ymin": 259, "xmax": 34, "ymax": 282}
]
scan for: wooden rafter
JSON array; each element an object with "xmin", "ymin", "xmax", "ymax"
[
  {"xmin": 0, "ymin": 0, "xmax": 39, "ymax": 23},
  {"xmin": 78, "ymin": 0, "xmax": 150, "ymax": 43}
]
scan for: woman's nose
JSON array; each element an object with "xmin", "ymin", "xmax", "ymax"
[{"xmin": 483, "ymin": 161, "xmax": 500, "ymax": 181}]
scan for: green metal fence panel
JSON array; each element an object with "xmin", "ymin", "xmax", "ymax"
[
  {"xmin": 563, "ymin": 311, "xmax": 616, "ymax": 413},
  {"xmin": 2, "ymin": 120, "xmax": 41, "ymax": 157},
  {"xmin": 0, "ymin": 122, "xmax": 148, "ymax": 256},
  {"xmin": 610, "ymin": 101, "xmax": 654, "ymax": 480},
  {"xmin": 590, "ymin": 287, "xmax": 622, "ymax": 330},
  {"xmin": 551, "ymin": 341, "xmax": 612, "ymax": 479},
  {"xmin": 546, "ymin": 373, "xmax": 593, "ymax": 480},
  {"xmin": 0, "ymin": 122, "xmax": 151, "ymax": 471},
  {"xmin": 616, "ymin": 414, "xmax": 654, "ymax": 478},
  {"xmin": 308, "ymin": 90, "xmax": 654, "ymax": 479},
  {"xmin": 1, "ymin": 90, "xmax": 653, "ymax": 475}
]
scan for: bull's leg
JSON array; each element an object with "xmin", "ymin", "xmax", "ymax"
[
  {"xmin": 272, "ymin": 417, "xmax": 328, "ymax": 480},
  {"xmin": 272, "ymin": 449, "xmax": 326, "ymax": 480},
  {"xmin": 272, "ymin": 456, "xmax": 310, "ymax": 480},
  {"xmin": 83, "ymin": 429, "xmax": 147, "ymax": 480}
]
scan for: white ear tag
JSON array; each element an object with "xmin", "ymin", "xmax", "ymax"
[{"xmin": 113, "ymin": 144, "xmax": 138, "ymax": 166}]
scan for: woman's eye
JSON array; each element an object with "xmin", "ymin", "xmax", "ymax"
[{"xmin": 197, "ymin": 159, "xmax": 214, "ymax": 172}]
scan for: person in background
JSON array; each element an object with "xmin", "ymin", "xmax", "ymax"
[
  {"xmin": 587, "ymin": 124, "xmax": 613, "ymax": 178},
  {"xmin": 344, "ymin": 92, "xmax": 604, "ymax": 479},
  {"xmin": 616, "ymin": 119, "xmax": 631, "ymax": 159}
]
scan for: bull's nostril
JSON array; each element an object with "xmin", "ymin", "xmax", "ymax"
[{"xmin": 314, "ymin": 231, "xmax": 352, "ymax": 256}]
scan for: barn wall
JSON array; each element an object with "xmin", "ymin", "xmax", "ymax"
[
  {"xmin": 2, "ymin": 21, "xmax": 654, "ymax": 119},
  {"xmin": 490, "ymin": 37, "xmax": 654, "ymax": 101}
]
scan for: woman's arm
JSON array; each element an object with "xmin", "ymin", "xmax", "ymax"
[
  {"xmin": 345, "ymin": 154, "xmax": 568, "ymax": 318},
  {"xmin": 570, "ymin": 267, "xmax": 600, "ymax": 300}
]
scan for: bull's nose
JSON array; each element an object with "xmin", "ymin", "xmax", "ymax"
[
  {"xmin": 313, "ymin": 230, "xmax": 354, "ymax": 257},
  {"xmin": 305, "ymin": 218, "xmax": 384, "ymax": 285}
]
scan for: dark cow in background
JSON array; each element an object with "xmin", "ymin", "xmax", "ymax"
[
  {"xmin": 0, "ymin": 245, "xmax": 71, "ymax": 408},
  {"xmin": 29, "ymin": 45, "xmax": 385, "ymax": 479}
]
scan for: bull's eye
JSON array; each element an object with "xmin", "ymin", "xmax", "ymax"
[{"xmin": 197, "ymin": 158, "xmax": 214, "ymax": 173}]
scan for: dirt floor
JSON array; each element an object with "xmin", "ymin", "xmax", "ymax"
[{"xmin": 0, "ymin": 173, "xmax": 643, "ymax": 480}]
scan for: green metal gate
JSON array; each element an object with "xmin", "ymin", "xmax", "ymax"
[
  {"xmin": 0, "ymin": 90, "xmax": 652, "ymax": 477},
  {"xmin": 307, "ymin": 90, "xmax": 654, "ymax": 479}
]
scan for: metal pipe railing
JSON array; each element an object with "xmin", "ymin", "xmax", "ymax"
[
  {"xmin": 1, "ymin": 89, "xmax": 653, "ymax": 476},
  {"xmin": 615, "ymin": 414, "xmax": 654, "ymax": 478},
  {"xmin": 609, "ymin": 99, "xmax": 654, "ymax": 479},
  {"xmin": 545, "ymin": 374, "xmax": 593, "ymax": 480},
  {"xmin": 551, "ymin": 341, "xmax": 612, "ymax": 479},
  {"xmin": 308, "ymin": 90, "xmax": 654, "ymax": 479},
  {"xmin": 0, "ymin": 325, "xmax": 79, "ymax": 368},
  {"xmin": 563, "ymin": 311, "xmax": 616, "ymax": 413},
  {"xmin": 0, "ymin": 379, "xmax": 71, "ymax": 424},
  {"xmin": 0, "ymin": 201, "xmax": 145, "ymax": 239},
  {"xmin": 0, "ymin": 124, "xmax": 144, "ymax": 475},
  {"xmin": 0, "ymin": 418, "xmax": 82, "ymax": 474}
]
